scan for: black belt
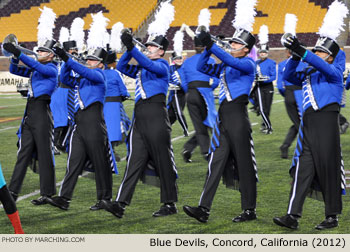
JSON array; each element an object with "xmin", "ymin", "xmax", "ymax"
[
  {"xmin": 27, "ymin": 94, "xmax": 51, "ymax": 103},
  {"xmin": 135, "ymin": 94, "xmax": 165, "ymax": 107},
  {"xmin": 188, "ymin": 81, "xmax": 210, "ymax": 89},
  {"xmin": 221, "ymin": 94, "xmax": 249, "ymax": 105},
  {"xmin": 285, "ymin": 85, "xmax": 302, "ymax": 91},
  {"xmin": 304, "ymin": 103, "xmax": 339, "ymax": 114},
  {"xmin": 59, "ymin": 83, "xmax": 72, "ymax": 89},
  {"xmin": 257, "ymin": 82, "xmax": 273, "ymax": 87},
  {"xmin": 105, "ymin": 96, "xmax": 123, "ymax": 102}
]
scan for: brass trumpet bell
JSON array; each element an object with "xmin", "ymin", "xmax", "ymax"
[
  {"xmin": 1, "ymin": 34, "xmax": 18, "ymax": 57},
  {"xmin": 280, "ymin": 33, "xmax": 294, "ymax": 48}
]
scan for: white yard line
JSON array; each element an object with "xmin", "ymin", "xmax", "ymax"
[{"xmin": 0, "ymin": 126, "xmax": 19, "ymax": 132}]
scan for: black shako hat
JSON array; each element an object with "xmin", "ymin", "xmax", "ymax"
[
  {"xmin": 105, "ymin": 51, "xmax": 117, "ymax": 64},
  {"xmin": 37, "ymin": 39, "xmax": 56, "ymax": 54},
  {"xmin": 312, "ymin": 37, "xmax": 340, "ymax": 57},
  {"xmin": 86, "ymin": 48, "xmax": 108, "ymax": 63},
  {"xmin": 145, "ymin": 35, "xmax": 169, "ymax": 52},
  {"xmin": 229, "ymin": 29, "xmax": 256, "ymax": 50},
  {"xmin": 63, "ymin": 40, "xmax": 77, "ymax": 51}
]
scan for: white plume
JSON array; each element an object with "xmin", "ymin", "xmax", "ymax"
[
  {"xmin": 103, "ymin": 31, "xmax": 110, "ymax": 48},
  {"xmin": 37, "ymin": 6, "xmax": 56, "ymax": 46},
  {"xmin": 198, "ymin": 8, "xmax": 211, "ymax": 31},
  {"xmin": 110, "ymin": 22, "xmax": 124, "ymax": 52},
  {"xmin": 173, "ymin": 30, "xmax": 184, "ymax": 55},
  {"xmin": 232, "ymin": 0, "xmax": 257, "ymax": 32},
  {"xmin": 283, "ymin": 13, "xmax": 298, "ymax": 36},
  {"xmin": 258, "ymin": 25, "xmax": 269, "ymax": 44},
  {"xmin": 59, "ymin": 27, "xmax": 70, "ymax": 44},
  {"xmin": 87, "ymin": 11, "xmax": 110, "ymax": 50},
  {"xmin": 70, "ymin": 18, "xmax": 85, "ymax": 52},
  {"xmin": 318, "ymin": 0, "xmax": 349, "ymax": 40},
  {"xmin": 147, "ymin": 1, "xmax": 175, "ymax": 36}
]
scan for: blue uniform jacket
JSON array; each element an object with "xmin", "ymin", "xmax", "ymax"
[
  {"xmin": 283, "ymin": 51, "xmax": 343, "ymax": 111},
  {"xmin": 277, "ymin": 59, "xmax": 307, "ymax": 96},
  {"xmin": 10, "ymin": 54, "xmax": 57, "ymax": 97},
  {"xmin": 60, "ymin": 58, "xmax": 106, "ymax": 108},
  {"xmin": 117, "ymin": 47, "xmax": 169, "ymax": 103},
  {"xmin": 182, "ymin": 53, "xmax": 219, "ymax": 90},
  {"xmin": 197, "ymin": 44, "xmax": 256, "ymax": 104},
  {"xmin": 256, "ymin": 58, "xmax": 276, "ymax": 84},
  {"xmin": 104, "ymin": 68, "xmax": 130, "ymax": 97}
]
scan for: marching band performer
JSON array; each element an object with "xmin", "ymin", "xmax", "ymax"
[
  {"xmin": 4, "ymin": 7, "xmax": 58, "ymax": 205},
  {"xmin": 101, "ymin": 1, "xmax": 178, "ymax": 218},
  {"xmin": 183, "ymin": 0, "xmax": 258, "ymax": 223},
  {"xmin": 254, "ymin": 25, "xmax": 276, "ymax": 134},
  {"xmin": 277, "ymin": 14, "xmax": 307, "ymax": 159},
  {"xmin": 274, "ymin": 0, "xmax": 348, "ymax": 230},
  {"xmin": 46, "ymin": 12, "xmax": 115, "ymax": 211},
  {"xmin": 167, "ymin": 30, "xmax": 189, "ymax": 137},
  {"xmin": 103, "ymin": 22, "xmax": 131, "ymax": 161},
  {"xmin": 181, "ymin": 9, "xmax": 219, "ymax": 163}
]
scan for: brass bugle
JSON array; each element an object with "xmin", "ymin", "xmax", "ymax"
[
  {"xmin": 53, "ymin": 41, "xmax": 85, "ymax": 63},
  {"xmin": 2, "ymin": 34, "xmax": 38, "ymax": 59},
  {"xmin": 121, "ymin": 28, "xmax": 150, "ymax": 54},
  {"xmin": 195, "ymin": 25, "xmax": 232, "ymax": 51},
  {"xmin": 280, "ymin": 33, "xmax": 294, "ymax": 48}
]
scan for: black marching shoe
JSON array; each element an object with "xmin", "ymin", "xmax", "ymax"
[
  {"xmin": 31, "ymin": 196, "xmax": 51, "ymax": 206},
  {"xmin": 315, "ymin": 216, "xmax": 338, "ymax": 230},
  {"xmin": 273, "ymin": 214, "xmax": 299, "ymax": 229},
  {"xmin": 9, "ymin": 191, "xmax": 18, "ymax": 202},
  {"xmin": 183, "ymin": 205, "xmax": 210, "ymax": 223},
  {"xmin": 46, "ymin": 196, "xmax": 70, "ymax": 210},
  {"xmin": 90, "ymin": 200, "xmax": 105, "ymax": 211},
  {"xmin": 153, "ymin": 203, "xmax": 178, "ymax": 217},
  {"xmin": 100, "ymin": 200, "xmax": 125, "ymax": 218},
  {"xmin": 182, "ymin": 150, "xmax": 192, "ymax": 163},
  {"xmin": 233, "ymin": 209, "xmax": 257, "ymax": 222},
  {"xmin": 280, "ymin": 144, "xmax": 289, "ymax": 159}
]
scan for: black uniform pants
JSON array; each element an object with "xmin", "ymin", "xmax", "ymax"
[
  {"xmin": 287, "ymin": 107, "xmax": 342, "ymax": 217},
  {"xmin": 0, "ymin": 186, "xmax": 17, "ymax": 214},
  {"xmin": 116, "ymin": 96, "xmax": 178, "ymax": 204},
  {"xmin": 168, "ymin": 89, "xmax": 188, "ymax": 136},
  {"xmin": 199, "ymin": 99, "xmax": 257, "ymax": 210},
  {"xmin": 257, "ymin": 82, "xmax": 274, "ymax": 129},
  {"xmin": 59, "ymin": 102, "xmax": 112, "ymax": 201},
  {"xmin": 9, "ymin": 96, "xmax": 56, "ymax": 196},
  {"xmin": 283, "ymin": 88, "xmax": 301, "ymax": 147},
  {"xmin": 184, "ymin": 88, "xmax": 210, "ymax": 155}
]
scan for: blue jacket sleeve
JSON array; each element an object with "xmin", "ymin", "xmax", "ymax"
[
  {"xmin": 209, "ymin": 44, "xmax": 255, "ymax": 74},
  {"xmin": 116, "ymin": 71, "xmax": 130, "ymax": 97},
  {"xmin": 264, "ymin": 60, "xmax": 276, "ymax": 83},
  {"xmin": 283, "ymin": 58, "xmax": 304, "ymax": 86},
  {"xmin": 211, "ymin": 76, "xmax": 220, "ymax": 90},
  {"xmin": 116, "ymin": 50, "xmax": 140, "ymax": 78},
  {"xmin": 346, "ymin": 77, "xmax": 350, "ymax": 90},
  {"xmin": 19, "ymin": 54, "xmax": 57, "ymax": 77},
  {"xmin": 277, "ymin": 63, "xmax": 285, "ymax": 96},
  {"xmin": 60, "ymin": 61, "xmax": 75, "ymax": 88},
  {"xmin": 196, "ymin": 48, "xmax": 224, "ymax": 78},
  {"xmin": 303, "ymin": 51, "xmax": 342, "ymax": 83},
  {"xmin": 9, "ymin": 57, "xmax": 32, "ymax": 77},
  {"xmin": 130, "ymin": 47, "xmax": 168, "ymax": 76},
  {"xmin": 65, "ymin": 58, "xmax": 104, "ymax": 84}
]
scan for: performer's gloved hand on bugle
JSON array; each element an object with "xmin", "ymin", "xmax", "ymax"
[
  {"xmin": 53, "ymin": 46, "xmax": 69, "ymax": 62},
  {"xmin": 121, "ymin": 32, "xmax": 134, "ymax": 51},
  {"xmin": 284, "ymin": 36, "xmax": 306, "ymax": 59},
  {"xmin": 3, "ymin": 43, "xmax": 21, "ymax": 58},
  {"xmin": 198, "ymin": 30, "xmax": 214, "ymax": 50}
]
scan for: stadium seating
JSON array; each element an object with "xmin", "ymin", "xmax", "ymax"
[{"xmin": 0, "ymin": 0, "xmax": 347, "ymax": 53}]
